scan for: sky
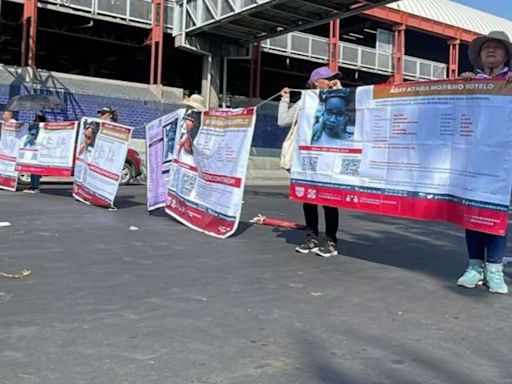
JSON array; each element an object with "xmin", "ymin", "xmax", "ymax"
[{"xmin": 452, "ymin": 0, "xmax": 512, "ymax": 21}]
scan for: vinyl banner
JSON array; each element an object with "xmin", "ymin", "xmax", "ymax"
[
  {"xmin": 145, "ymin": 110, "xmax": 182, "ymax": 211},
  {"xmin": 16, "ymin": 121, "xmax": 78, "ymax": 176},
  {"xmin": 290, "ymin": 81, "xmax": 512, "ymax": 235},
  {"xmin": 165, "ymin": 108, "xmax": 256, "ymax": 238},
  {"xmin": 0, "ymin": 122, "xmax": 25, "ymax": 191},
  {"xmin": 73, "ymin": 118, "xmax": 133, "ymax": 208}
]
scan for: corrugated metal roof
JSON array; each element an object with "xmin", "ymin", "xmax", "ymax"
[{"xmin": 388, "ymin": 0, "xmax": 512, "ymax": 39}]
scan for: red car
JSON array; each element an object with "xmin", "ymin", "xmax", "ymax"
[
  {"xmin": 18, "ymin": 148, "xmax": 143, "ymax": 186},
  {"xmin": 122, "ymin": 148, "xmax": 143, "ymax": 185}
]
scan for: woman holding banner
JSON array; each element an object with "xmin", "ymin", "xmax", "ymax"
[
  {"xmin": 278, "ymin": 66, "xmax": 343, "ymax": 258},
  {"xmin": 457, "ymin": 31, "xmax": 512, "ymax": 294},
  {"xmin": 23, "ymin": 114, "xmax": 46, "ymax": 194}
]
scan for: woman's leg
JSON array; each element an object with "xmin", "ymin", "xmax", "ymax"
[
  {"xmin": 296, "ymin": 203, "xmax": 319, "ymax": 253},
  {"xmin": 315, "ymin": 206, "xmax": 339, "ymax": 257},
  {"xmin": 323, "ymin": 206, "xmax": 339, "ymax": 243},
  {"xmin": 457, "ymin": 229, "xmax": 485, "ymax": 288},
  {"xmin": 30, "ymin": 174, "xmax": 41, "ymax": 190},
  {"xmin": 303, "ymin": 202, "xmax": 319, "ymax": 239},
  {"xmin": 484, "ymin": 232, "xmax": 508, "ymax": 294}
]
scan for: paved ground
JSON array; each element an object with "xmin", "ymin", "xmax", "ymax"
[{"xmin": 1, "ymin": 183, "xmax": 511, "ymax": 384}]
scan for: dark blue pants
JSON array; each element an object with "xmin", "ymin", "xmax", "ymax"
[
  {"xmin": 30, "ymin": 174, "xmax": 41, "ymax": 189},
  {"xmin": 465, "ymin": 229, "xmax": 507, "ymax": 264}
]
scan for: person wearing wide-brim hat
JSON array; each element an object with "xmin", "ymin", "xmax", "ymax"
[
  {"xmin": 460, "ymin": 30, "xmax": 512, "ymax": 81},
  {"xmin": 456, "ymin": 31, "xmax": 512, "ymax": 295},
  {"xmin": 183, "ymin": 94, "xmax": 206, "ymax": 111}
]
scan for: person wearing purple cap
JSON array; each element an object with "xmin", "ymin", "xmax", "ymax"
[{"xmin": 277, "ymin": 66, "xmax": 343, "ymax": 258}]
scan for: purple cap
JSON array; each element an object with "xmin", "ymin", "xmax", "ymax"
[{"xmin": 308, "ymin": 66, "xmax": 342, "ymax": 83}]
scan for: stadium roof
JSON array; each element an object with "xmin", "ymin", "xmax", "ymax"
[{"xmin": 388, "ymin": 0, "xmax": 512, "ymax": 39}]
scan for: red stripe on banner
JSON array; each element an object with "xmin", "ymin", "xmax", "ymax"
[
  {"xmin": 290, "ymin": 183, "xmax": 508, "ymax": 236},
  {"xmin": 205, "ymin": 108, "xmax": 255, "ymax": 117},
  {"xmin": 200, "ymin": 171, "xmax": 242, "ymax": 188},
  {"xmin": 73, "ymin": 183, "xmax": 112, "ymax": 208},
  {"xmin": 44, "ymin": 122, "xmax": 77, "ymax": 130},
  {"xmin": 165, "ymin": 191, "xmax": 235, "ymax": 237},
  {"xmin": 0, "ymin": 175, "xmax": 16, "ymax": 191},
  {"xmin": 0, "ymin": 154, "xmax": 16, "ymax": 162},
  {"xmin": 298, "ymin": 146, "xmax": 363, "ymax": 154},
  {"xmin": 15, "ymin": 164, "xmax": 73, "ymax": 177},
  {"xmin": 173, "ymin": 158, "xmax": 198, "ymax": 172},
  {"xmin": 88, "ymin": 164, "xmax": 120, "ymax": 182}
]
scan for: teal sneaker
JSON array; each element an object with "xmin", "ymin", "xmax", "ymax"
[
  {"xmin": 457, "ymin": 259, "xmax": 484, "ymax": 288},
  {"xmin": 485, "ymin": 263, "xmax": 509, "ymax": 294}
]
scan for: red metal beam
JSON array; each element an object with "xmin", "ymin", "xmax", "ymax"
[
  {"xmin": 328, "ymin": 19, "xmax": 340, "ymax": 72},
  {"xmin": 255, "ymin": 42, "xmax": 261, "ymax": 98},
  {"xmin": 149, "ymin": 0, "xmax": 164, "ymax": 85},
  {"xmin": 21, "ymin": 0, "xmax": 38, "ymax": 67},
  {"xmin": 393, "ymin": 24, "xmax": 405, "ymax": 84},
  {"xmin": 448, "ymin": 39, "xmax": 460, "ymax": 79},
  {"xmin": 363, "ymin": 7, "xmax": 480, "ymax": 43},
  {"xmin": 249, "ymin": 43, "xmax": 261, "ymax": 98}
]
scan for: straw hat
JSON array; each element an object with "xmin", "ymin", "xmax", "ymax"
[
  {"xmin": 183, "ymin": 94, "xmax": 206, "ymax": 111},
  {"xmin": 468, "ymin": 31, "xmax": 512, "ymax": 69}
]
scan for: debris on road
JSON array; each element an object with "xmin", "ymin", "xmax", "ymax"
[{"xmin": 0, "ymin": 269, "xmax": 32, "ymax": 279}]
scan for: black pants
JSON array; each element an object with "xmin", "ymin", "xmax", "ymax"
[{"xmin": 303, "ymin": 202, "xmax": 339, "ymax": 243}]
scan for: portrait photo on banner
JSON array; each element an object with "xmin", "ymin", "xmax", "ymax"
[{"xmin": 311, "ymin": 88, "xmax": 356, "ymax": 145}]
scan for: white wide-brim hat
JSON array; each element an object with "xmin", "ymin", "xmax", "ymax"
[
  {"xmin": 183, "ymin": 94, "xmax": 206, "ymax": 111},
  {"xmin": 468, "ymin": 31, "xmax": 512, "ymax": 69}
]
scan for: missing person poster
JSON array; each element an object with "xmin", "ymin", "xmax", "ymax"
[
  {"xmin": 146, "ymin": 110, "xmax": 182, "ymax": 211},
  {"xmin": 73, "ymin": 117, "xmax": 133, "ymax": 208},
  {"xmin": 16, "ymin": 121, "xmax": 78, "ymax": 176},
  {"xmin": 165, "ymin": 107, "xmax": 256, "ymax": 238},
  {"xmin": 0, "ymin": 122, "xmax": 25, "ymax": 191},
  {"xmin": 290, "ymin": 81, "xmax": 512, "ymax": 235}
]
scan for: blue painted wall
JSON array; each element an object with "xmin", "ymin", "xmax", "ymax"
[{"xmin": 1, "ymin": 85, "xmax": 286, "ymax": 148}]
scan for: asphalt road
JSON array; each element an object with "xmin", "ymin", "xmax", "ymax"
[{"xmin": 1, "ymin": 184, "xmax": 511, "ymax": 384}]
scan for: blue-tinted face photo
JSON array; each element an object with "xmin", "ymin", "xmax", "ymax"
[
  {"xmin": 322, "ymin": 97, "xmax": 349, "ymax": 138},
  {"xmin": 311, "ymin": 89, "xmax": 353, "ymax": 144},
  {"xmin": 163, "ymin": 119, "xmax": 178, "ymax": 162},
  {"xmin": 25, "ymin": 123, "xmax": 40, "ymax": 146}
]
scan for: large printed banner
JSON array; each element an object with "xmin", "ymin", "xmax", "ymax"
[
  {"xmin": 165, "ymin": 108, "xmax": 256, "ymax": 238},
  {"xmin": 0, "ymin": 122, "xmax": 26, "ymax": 191},
  {"xmin": 146, "ymin": 110, "xmax": 182, "ymax": 211},
  {"xmin": 73, "ymin": 118, "xmax": 133, "ymax": 208},
  {"xmin": 16, "ymin": 121, "xmax": 78, "ymax": 176},
  {"xmin": 290, "ymin": 81, "xmax": 512, "ymax": 235}
]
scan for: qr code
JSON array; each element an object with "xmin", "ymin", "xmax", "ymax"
[
  {"xmin": 301, "ymin": 156, "xmax": 319, "ymax": 172},
  {"xmin": 179, "ymin": 172, "xmax": 197, "ymax": 197},
  {"xmin": 340, "ymin": 158, "xmax": 360, "ymax": 176}
]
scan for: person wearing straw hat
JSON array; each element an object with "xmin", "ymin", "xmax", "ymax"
[
  {"xmin": 456, "ymin": 31, "xmax": 512, "ymax": 294},
  {"xmin": 177, "ymin": 94, "xmax": 206, "ymax": 158},
  {"xmin": 277, "ymin": 66, "xmax": 343, "ymax": 258}
]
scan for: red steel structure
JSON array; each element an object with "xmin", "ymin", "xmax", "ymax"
[
  {"xmin": 362, "ymin": 6, "xmax": 480, "ymax": 82},
  {"xmin": 21, "ymin": 0, "xmax": 38, "ymax": 67},
  {"xmin": 19, "ymin": 1, "xmax": 483, "ymax": 86},
  {"xmin": 328, "ymin": 19, "xmax": 341, "ymax": 72},
  {"xmin": 149, "ymin": 0, "xmax": 164, "ymax": 85}
]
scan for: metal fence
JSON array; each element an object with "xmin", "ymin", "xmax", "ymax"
[
  {"xmin": 41, "ymin": 0, "xmax": 175, "ymax": 29},
  {"xmin": 261, "ymin": 31, "xmax": 448, "ymax": 80}
]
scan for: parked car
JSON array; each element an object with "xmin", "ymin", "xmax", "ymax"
[
  {"xmin": 121, "ymin": 148, "xmax": 143, "ymax": 185},
  {"xmin": 18, "ymin": 148, "xmax": 143, "ymax": 186}
]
